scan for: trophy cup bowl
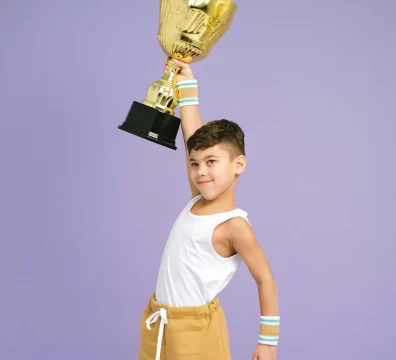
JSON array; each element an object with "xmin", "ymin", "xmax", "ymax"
[{"xmin": 118, "ymin": 0, "xmax": 238, "ymax": 150}]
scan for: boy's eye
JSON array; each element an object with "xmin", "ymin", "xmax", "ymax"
[
  {"xmin": 191, "ymin": 163, "xmax": 198, "ymax": 167},
  {"xmin": 208, "ymin": 160, "xmax": 216, "ymax": 164}
]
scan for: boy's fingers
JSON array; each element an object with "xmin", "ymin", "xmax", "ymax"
[
  {"xmin": 164, "ymin": 57, "xmax": 190, "ymax": 74},
  {"xmin": 173, "ymin": 59, "xmax": 184, "ymax": 66}
]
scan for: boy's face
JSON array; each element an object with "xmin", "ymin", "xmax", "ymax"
[{"xmin": 189, "ymin": 145, "xmax": 246, "ymax": 200}]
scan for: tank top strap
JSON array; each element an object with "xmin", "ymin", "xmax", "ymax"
[
  {"xmin": 179, "ymin": 194, "xmax": 201, "ymax": 215},
  {"xmin": 210, "ymin": 208, "xmax": 250, "ymax": 227}
]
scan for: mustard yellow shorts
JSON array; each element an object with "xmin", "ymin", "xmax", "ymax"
[{"xmin": 138, "ymin": 294, "xmax": 232, "ymax": 360}]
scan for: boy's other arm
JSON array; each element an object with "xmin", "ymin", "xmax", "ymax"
[{"xmin": 227, "ymin": 217, "xmax": 279, "ymax": 316}]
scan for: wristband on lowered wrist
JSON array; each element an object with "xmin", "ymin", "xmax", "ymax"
[
  {"xmin": 258, "ymin": 316, "xmax": 280, "ymax": 346},
  {"xmin": 176, "ymin": 79, "xmax": 199, "ymax": 107}
]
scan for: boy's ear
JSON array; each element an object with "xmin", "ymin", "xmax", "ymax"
[{"xmin": 234, "ymin": 155, "xmax": 247, "ymax": 175}]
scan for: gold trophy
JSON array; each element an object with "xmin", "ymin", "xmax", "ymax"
[{"xmin": 118, "ymin": 0, "xmax": 238, "ymax": 150}]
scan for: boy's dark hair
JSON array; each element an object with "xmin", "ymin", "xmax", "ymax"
[{"xmin": 187, "ymin": 119, "xmax": 245, "ymax": 158}]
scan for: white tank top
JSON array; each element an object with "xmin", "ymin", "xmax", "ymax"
[{"xmin": 155, "ymin": 194, "xmax": 249, "ymax": 307}]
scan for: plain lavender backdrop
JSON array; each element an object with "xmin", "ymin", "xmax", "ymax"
[{"xmin": 1, "ymin": 0, "xmax": 395, "ymax": 359}]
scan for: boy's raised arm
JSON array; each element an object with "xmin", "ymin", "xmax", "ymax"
[{"xmin": 169, "ymin": 59, "xmax": 203, "ymax": 198}]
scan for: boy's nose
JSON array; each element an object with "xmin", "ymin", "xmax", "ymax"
[{"xmin": 197, "ymin": 165, "xmax": 207, "ymax": 176}]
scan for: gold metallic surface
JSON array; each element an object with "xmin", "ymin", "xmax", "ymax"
[{"xmin": 142, "ymin": 0, "xmax": 237, "ymax": 116}]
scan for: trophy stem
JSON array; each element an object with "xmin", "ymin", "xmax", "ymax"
[
  {"xmin": 141, "ymin": 58, "xmax": 181, "ymax": 116},
  {"xmin": 165, "ymin": 58, "xmax": 182, "ymax": 87}
]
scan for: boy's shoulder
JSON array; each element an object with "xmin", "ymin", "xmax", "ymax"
[
  {"xmin": 224, "ymin": 215, "xmax": 252, "ymax": 233},
  {"xmin": 223, "ymin": 216, "xmax": 260, "ymax": 260}
]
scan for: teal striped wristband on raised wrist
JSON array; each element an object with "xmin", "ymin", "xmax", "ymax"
[{"xmin": 177, "ymin": 79, "xmax": 199, "ymax": 107}]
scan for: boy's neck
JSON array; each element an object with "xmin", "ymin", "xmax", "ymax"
[{"xmin": 198, "ymin": 190, "xmax": 237, "ymax": 213}]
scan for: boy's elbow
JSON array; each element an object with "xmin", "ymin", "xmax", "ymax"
[{"xmin": 256, "ymin": 271, "xmax": 276, "ymax": 288}]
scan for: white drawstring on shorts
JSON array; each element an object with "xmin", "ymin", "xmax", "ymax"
[{"xmin": 146, "ymin": 308, "xmax": 168, "ymax": 360}]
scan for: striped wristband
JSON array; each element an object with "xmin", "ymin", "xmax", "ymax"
[
  {"xmin": 176, "ymin": 79, "xmax": 199, "ymax": 107},
  {"xmin": 258, "ymin": 316, "xmax": 280, "ymax": 346}
]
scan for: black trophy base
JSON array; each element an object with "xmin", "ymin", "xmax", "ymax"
[{"xmin": 118, "ymin": 101, "xmax": 181, "ymax": 150}]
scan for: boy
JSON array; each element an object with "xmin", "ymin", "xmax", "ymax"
[{"xmin": 138, "ymin": 59, "xmax": 280, "ymax": 360}]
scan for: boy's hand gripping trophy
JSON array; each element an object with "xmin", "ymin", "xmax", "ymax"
[{"xmin": 118, "ymin": 0, "xmax": 238, "ymax": 150}]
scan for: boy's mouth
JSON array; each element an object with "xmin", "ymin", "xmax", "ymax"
[{"xmin": 198, "ymin": 180, "xmax": 213, "ymax": 185}]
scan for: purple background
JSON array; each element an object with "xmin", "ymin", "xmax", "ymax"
[{"xmin": 1, "ymin": 0, "xmax": 395, "ymax": 359}]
